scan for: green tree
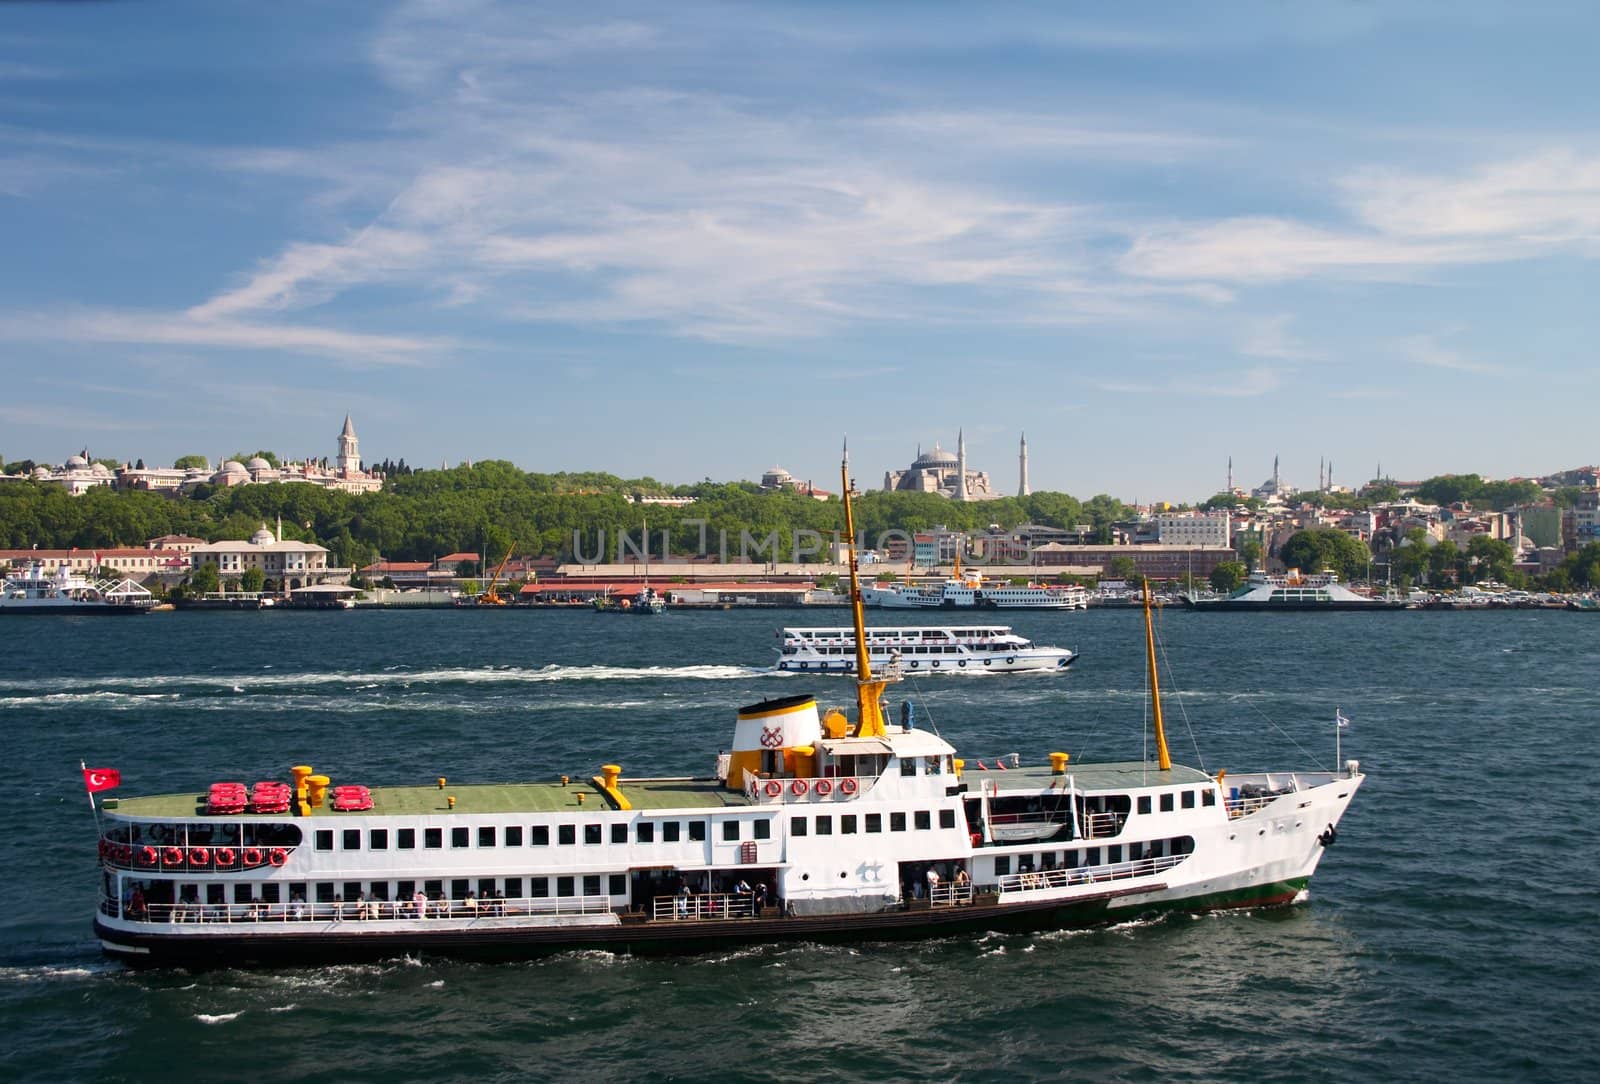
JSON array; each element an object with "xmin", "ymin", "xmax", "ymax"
[
  {"xmin": 233, "ymin": 450, "xmax": 281, "ymax": 469},
  {"xmin": 1465, "ymin": 536, "xmax": 1515, "ymax": 583},
  {"xmin": 1236, "ymin": 535, "xmax": 1263, "ymax": 570},
  {"xmin": 239, "ymin": 566, "xmax": 266, "ymax": 593},
  {"xmin": 174, "ymin": 454, "xmax": 209, "ymax": 470},
  {"xmin": 1429, "ymin": 540, "xmax": 1461, "ymax": 585},
  {"xmin": 1209, "ymin": 561, "xmax": 1247, "ymax": 593},
  {"xmin": 1279, "ymin": 529, "xmax": 1372, "ymax": 583},
  {"xmin": 1106, "ymin": 556, "xmax": 1137, "ymax": 581},
  {"xmin": 189, "ymin": 563, "xmax": 220, "ymax": 595}
]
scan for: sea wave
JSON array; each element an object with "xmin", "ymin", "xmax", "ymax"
[{"xmin": 0, "ymin": 664, "xmax": 769, "ymax": 697}]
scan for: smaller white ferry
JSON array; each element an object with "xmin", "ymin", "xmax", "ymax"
[
  {"xmin": 863, "ymin": 563, "xmax": 1089, "ymax": 611},
  {"xmin": 777, "ymin": 625, "xmax": 1077, "ymax": 675},
  {"xmin": 1183, "ymin": 569, "xmax": 1408, "ymax": 612},
  {"xmin": 0, "ymin": 562, "xmax": 153, "ymax": 615}
]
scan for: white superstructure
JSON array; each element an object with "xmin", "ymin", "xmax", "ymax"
[
  {"xmin": 0, "ymin": 562, "xmax": 153, "ymax": 614},
  {"xmin": 863, "ymin": 569, "xmax": 1088, "ymax": 610},
  {"xmin": 777, "ymin": 625, "xmax": 1076, "ymax": 674}
]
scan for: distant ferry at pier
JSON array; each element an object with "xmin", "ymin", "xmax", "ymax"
[
  {"xmin": 0, "ymin": 562, "xmax": 153, "ymax": 615},
  {"xmin": 777, "ymin": 625, "xmax": 1077, "ymax": 674},
  {"xmin": 863, "ymin": 567, "xmax": 1088, "ymax": 611},
  {"xmin": 1183, "ymin": 569, "xmax": 1409, "ymax": 612}
]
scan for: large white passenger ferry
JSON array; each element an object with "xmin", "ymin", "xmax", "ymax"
[
  {"xmin": 863, "ymin": 566, "xmax": 1088, "ymax": 610},
  {"xmin": 777, "ymin": 625, "xmax": 1076, "ymax": 674},
  {"xmin": 89, "ymin": 454, "xmax": 1361, "ymax": 967},
  {"xmin": 1, "ymin": 562, "xmax": 153, "ymax": 615}
]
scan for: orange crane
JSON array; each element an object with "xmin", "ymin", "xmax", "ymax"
[{"xmin": 477, "ymin": 546, "xmax": 515, "ymax": 605}]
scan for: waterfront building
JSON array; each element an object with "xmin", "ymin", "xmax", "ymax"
[
  {"xmin": 190, "ymin": 523, "xmax": 346, "ymax": 588},
  {"xmin": 758, "ymin": 466, "xmax": 829, "ymax": 500},
  {"xmin": 0, "ymin": 548, "xmax": 189, "ymax": 578},
  {"xmin": 1150, "ymin": 513, "xmax": 1231, "ymax": 549}
]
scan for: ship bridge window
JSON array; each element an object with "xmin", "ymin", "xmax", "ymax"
[
  {"xmin": 315, "ymin": 830, "xmax": 333, "ymax": 851},
  {"xmin": 584, "ymin": 824, "xmax": 602, "ymax": 845},
  {"xmin": 425, "ymin": 828, "xmax": 443, "ymax": 849},
  {"xmin": 478, "ymin": 826, "xmax": 496, "ymax": 847},
  {"xmin": 663, "ymin": 822, "xmax": 681, "ymax": 843},
  {"xmin": 398, "ymin": 828, "xmax": 415, "ymax": 849},
  {"xmin": 815, "ymin": 816, "xmax": 833, "ymax": 836},
  {"xmin": 370, "ymin": 829, "xmax": 388, "ymax": 850},
  {"xmin": 1160, "ymin": 794, "xmax": 1174, "ymax": 812},
  {"xmin": 900, "ymin": 758, "xmax": 917, "ymax": 777},
  {"xmin": 754, "ymin": 820, "xmax": 771, "ymax": 840},
  {"xmin": 343, "ymin": 829, "xmax": 360, "ymax": 850},
  {"xmin": 791, "ymin": 816, "xmax": 808, "ymax": 837},
  {"xmin": 1202, "ymin": 790, "xmax": 1216, "ymax": 807},
  {"xmin": 246, "ymin": 823, "xmax": 303, "ymax": 847},
  {"xmin": 689, "ymin": 821, "xmax": 707, "ymax": 842},
  {"xmin": 557, "ymin": 877, "xmax": 575, "ymax": 898},
  {"xmin": 914, "ymin": 810, "xmax": 931, "ymax": 830},
  {"xmin": 841, "ymin": 815, "xmax": 857, "ymax": 834},
  {"xmin": 637, "ymin": 822, "xmax": 655, "ymax": 843},
  {"xmin": 866, "ymin": 813, "xmax": 882, "ymax": 833},
  {"xmin": 1182, "ymin": 791, "xmax": 1196, "ymax": 809},
  {"xmin": 505, "ymin": 825, "xmax": 523, "ymax": 846},
  {"xmin": 1138, "ymin": 796, "xmax": 1152, "ymax": 815},
  {"xmin": 890, "ymin": 812, "xmax": 907, "ymax": 832},
  {"xmin": 612, "ymin": 824, "xmax": 627, "ymax": 844},
  {"xmin": 939, "ymin": 809, "xmax": 956, "ymax": 829},
  {"xmin": 723, "ymin": 820, "xmax": 740, "ymax": 842},
  {"xmin": 531, "ymin": 825, "xmax": 550, "ymax": 846},
  {"xmin": 559, "ymin": 825, "xmax": 576, "ymax": 845},
  {"xmin": 451, "ymin": 827, "xmax": 469, "ymax": 848}
]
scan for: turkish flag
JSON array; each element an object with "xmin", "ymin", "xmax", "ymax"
[{"xmin": 83, "ymin": 767, "xmax": 121, "ymax": 793}]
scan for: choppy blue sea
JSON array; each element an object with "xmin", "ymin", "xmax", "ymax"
[{"xmin": 2, "ymin": 607, "xmax": 1597, "ymax": 1082}]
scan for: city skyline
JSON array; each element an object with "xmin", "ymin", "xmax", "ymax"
[{"xmin": 3, "ymin": 2, "xmax": 1598, "ymax": 498}]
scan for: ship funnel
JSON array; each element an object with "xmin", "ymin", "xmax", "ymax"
[{"xmin": 725, "ymin": 694, "xmax": 821, "ymax": 791}]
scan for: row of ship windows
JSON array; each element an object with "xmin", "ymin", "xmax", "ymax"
[
  {"xmin": 154, "ymin": 875, "xmax": 628, "ymax": 906},
  {"xmin": 1139, "ymin": 790, "xmax": 1213, "ymax": 814},
  {"xmin": 792, "ymin": 809, "xmax": 957, "ymax": 836},
  {"xmin": 314, "ymin": 818, "xmax": 776, "ymax": 853},
  {"xmin": 993, "ymin": 836, "xmax": 1195, "ymax": 874}
]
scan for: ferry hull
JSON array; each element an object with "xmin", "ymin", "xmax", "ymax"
[
  {"xmin": 93, "ymin": 877, "xmax": 1311, "ymax": 969},
  {"xmin": 1181, "ymin": 599, "xmax": 1408, "ymax": 612}
]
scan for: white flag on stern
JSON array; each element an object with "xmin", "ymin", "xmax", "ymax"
[{"xmin": 1335, "ymin": 709, "xmax": 1351, "ymax": 729}]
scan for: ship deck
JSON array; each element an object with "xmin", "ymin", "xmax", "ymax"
[
  {"xmin": 107, "ymin": 761, "xmax": 1217, "ymax": 820},
  {"xmin": 107, "ymin": 776, "xmax": 757, "ymax": 819}
]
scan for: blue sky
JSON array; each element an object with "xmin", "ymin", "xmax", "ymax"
[{"xmin": 3, "ymin": 0, "xmax": 1597, "ymax": 500}]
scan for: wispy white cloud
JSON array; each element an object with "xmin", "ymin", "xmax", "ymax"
[
  {"xmin": 0, "ymin": 308, "xmax": 443, "ymax": 366},
  {"xmin": 1395, "ymin": 333, "xmax": 1505, "ymax": 375},
  {"xmin": 1095, "ymin": 363, "xmax": 1286, "ymax": 398}
]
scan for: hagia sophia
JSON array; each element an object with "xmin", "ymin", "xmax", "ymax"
[{"xmin": 881, "ymin": 431, "xmax": 1030, "ymax": 501}]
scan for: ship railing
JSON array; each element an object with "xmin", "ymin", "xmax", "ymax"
[
  {"xmin": 743, "ymin": 772, "xmax": 874, "ymax": 803},
  {"xmin": 1082, "ymin": 812, "xmax": 1120, "ymax": 839},
  {"xmin": 996, "ymin": 853, "xmax": 1184, "ymax": 897},
  {"xmin": 1223, "ymin": 771, "xmax": 1344, "ymax": 818},
  {"xmin": 102, "ymin": 892, "xmax": 616, "ymax": 925},
  {"xmin": 651, "ymin": 893, "xmax": 758, "ymax": 922},
  {"xmin": 929, "ymin": 882, "xmax": 974, "ymax": 908}
]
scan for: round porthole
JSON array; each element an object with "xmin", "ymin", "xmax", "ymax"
[{"xmin": 801, "ymin": 873, "xmax": 810, "ymax": 880}]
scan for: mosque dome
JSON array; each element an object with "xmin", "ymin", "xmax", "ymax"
[
  {"xmin": 913, "ymin": 444, "xmax": 959, "ymax": 470},
  {"xmin": 761, "ymin": 466, "xmax": 795, "ymax": 488},
  {"xmin": 65, "ymin": 454, "xmax": 89, "ymax": 468},
  {"xmin": 250, "ymin": 524, "xmax": 276, "ymax": 546},
  {"xmin": 246, "ymin": 456, "xmax": 272, "ymax": 471}
]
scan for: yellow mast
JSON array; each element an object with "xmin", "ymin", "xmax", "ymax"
[
  {"xmin": 1143, "ymin": 580, "xmax": 1172, "ymax": 770},
  {"xmin": 842, "ymin": 444, "xmax": 889, "ymax": 738}
]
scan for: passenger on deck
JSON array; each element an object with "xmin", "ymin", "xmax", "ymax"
[
  {"xmin": 413, "ymin": 889, "xmax": 428, "ymax": 918},
  {"xmin": 464, "ymin": 891, "xmax": 480, "ymax": 917}
]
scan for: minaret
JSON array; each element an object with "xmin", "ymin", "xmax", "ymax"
[
  {"xmin": 1019, "ymin": 432, "xmax": 1031, "ymax": 497},
  {"xmin": 1227, "ymin": 455, "xmax": 1232, "ymax": 493},
  {"xmin": 955, "ymin": 429, "xmax": 968, "ymax": 500},
  {"xmin": 337, "ymin": 414, "xmax": 360, "ymax": 474},
  {"xmin": 1328, "ymin": 460, "xmax": 1334, "ymax": 490},
  {"xmin": 1320, "ymin": 457, "xmax": 1326, "ymax": 492},
  {"xmin": 1273, "ymin": 454, "xmax": 1280, "ymax": 493}
]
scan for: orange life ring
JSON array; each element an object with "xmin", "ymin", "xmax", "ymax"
[
  {"xmin": 188, "ymin": 847, "xmax": 210, "ymax": 866},
  {"xmin": 839, "ymin": 778, "xmax": 858, "ymax": 795},
  {"xmin": 242, "ymin": 846, "xmax": 264, "ymax": 867},
  {"xmin": 139, "ymin": 846, "xmax": 158, "ymax": 866},
  {"xmin": 763, "ymin": 780, "xmax": 782, "ymax": 797},
  {"xmin": 161, "ymin": 846, "xmax": 183, "ymax": 867},
  {"xmin": 268, "ymin": 847, "xmax": 288, "ymax": 867},
  {"xmin": 214, "ymin": 847, "xmax": 237, "ymax": 866},
  {"xmin": 789, "ymin": 778, "xmax": 808, "ymax": 797},
  {"xmin": 812, "ymin": 778, "xmax": 834, "ymax": 797}
]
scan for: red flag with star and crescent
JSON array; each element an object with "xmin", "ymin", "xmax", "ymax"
[{"xmin": 83, "ymin": 767, "xmax": 121, "ymax": 794}]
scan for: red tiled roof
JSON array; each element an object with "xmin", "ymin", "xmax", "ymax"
[{"xmin": 437, "ymin": 552, "xmax": 479, "ymax": 563}]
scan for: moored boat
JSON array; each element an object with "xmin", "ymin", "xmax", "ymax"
[
  {"xmin": 88, "ymin": 450, "xmax": 1362, "ymax": 967},
  {"xmin": 863, "ymin": 563, "xmax": 1088, "ymax": 610},
  {"xmin": 1183, "ymin": 569, "xmax": 1409, "ymax": 612},
  {"xmin": 777, "ymin": 624, "xmax": 1075, "ymax": 674},
  {"xmin": 1, "ymin": 562, "xmax": 153, "ymax": 615}
]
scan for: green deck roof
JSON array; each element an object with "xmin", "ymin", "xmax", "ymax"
[{"xmin": 107, "ymin": 776, "xmax": 757, "ymax": 820}]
